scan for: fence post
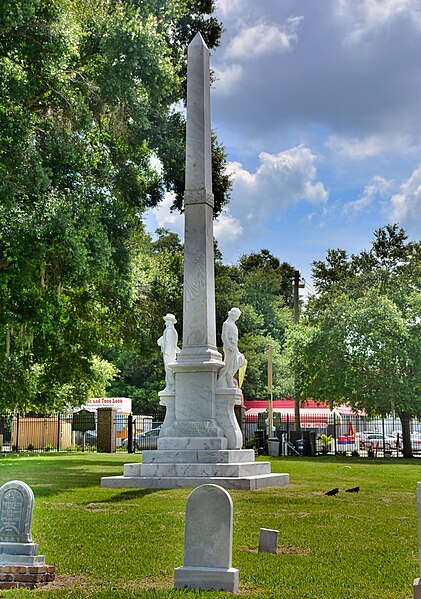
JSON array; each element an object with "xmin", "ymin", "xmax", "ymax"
[
  {"xmin": 57, "ymin": 413, "xmax": 61, "ymax": 452},
  {"xmin": 382, "ymin": 416, "xmax": 385, "ymax": 455},
  {"xmin": 128, "ymin": 413, "xmax": 133, "ymax": 454},
  {"xmin": 15, "ymin": 413, "xmax": 20, "ymax": 453},
  {"xmin": 333, "ymin": 413, "xmax": 337, "ymax": 455}
]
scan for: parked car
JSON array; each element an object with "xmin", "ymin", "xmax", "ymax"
[
  {"xmin": 360, "ymin": 433, "xmax": 395, "ymax": 451},
  {"xmin": 81, "ymin": 430, "xmax": 97, "ymax": 447},
  {"xmin": 122, "ymin": 426, "xmax": 161, "ymax": 450},
  {"xmin": 411, "ymin": 432, "xmax": 421, "ymax": 451}
]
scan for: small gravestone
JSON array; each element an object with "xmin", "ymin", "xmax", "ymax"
[
  {"xmin": 414, "ymin": 483, "xmax": 421, "ymax": 598},
  {"xmin": 0, "ymin": 481, "xmax": 55, "ymax": 588},
  {"xmin": 258, "ymin": 528, "xmax": 278, "ymax": 554},
  {"xmin": 174, "ymin": 484, "xmax": 239, "ymax": 592}
]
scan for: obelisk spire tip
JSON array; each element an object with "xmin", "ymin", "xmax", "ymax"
[{"xmin": 190, "ymin": 32, "xmax": 208, "ymax": 49}]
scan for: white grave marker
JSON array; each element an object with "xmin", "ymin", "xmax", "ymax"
[{"xmin": 174, "ymin": 484, "xmax": 239, "ymax": 592}]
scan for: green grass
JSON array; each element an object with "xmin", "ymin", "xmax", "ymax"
[{"xmin": 0, "ymin": 453, "xmax": 419, "ymax": 598}]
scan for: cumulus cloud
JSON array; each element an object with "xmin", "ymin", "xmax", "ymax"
[
  {"xmin": 214, "ymin": 211, "xmax": 244, "ymax": 241},
  {"xmin": 334, "ymin": 0, "xmax": 421, "ymax": 42},
  {"xmin": 150, "ymin": 192, "xmax": 184, "ymax": 237},
  {"xmin": 216, "ymin": 0, "xmax": 242, "ymax": 18},
  {"xmin": 227, "ymin": 17, "xmax": 302, "ymax": 59},
  {"xmin": 229, "ymin": 145, "xmax": 328, "ymax": 221},
  {"xmin": 345, "ymin": 176, "xmax": 392, "ymax": 214},
  {"xmin": 327, "ymin": 135, "xmax": 388, "ymax": 159},
  {"xmin": 212, "ymin": 0, "xmax": 421, "ymax": 147},
  {"xmin": 213, "ymin": 63, "xmax": 243, "ymax": 95},
  {"xmin": 390, "ymin": 165, "xmax": 421, "ymax": 231}
]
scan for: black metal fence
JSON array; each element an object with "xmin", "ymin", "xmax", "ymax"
[
  {"xmin": 244, "ymin": 411, "xmax": 421, "ymax": 457},
  {"xmin": 0, "ymin": 412, "xmax": 165, "ymax": 453},
  {"xmin": 1, "ymin": 410, "xmax": 420, "ymax": 457}
]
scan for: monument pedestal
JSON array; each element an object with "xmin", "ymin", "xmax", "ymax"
[
  {"xmin": 101, "ymin": 448, "xmax": 289, "ymax": 490},
  {"xmin": 101, "ymin": 33, "xmax": 289, "ymax": 493}
]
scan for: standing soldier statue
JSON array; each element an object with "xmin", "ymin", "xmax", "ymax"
[
  {"xmin": 217, "ymin": 307, "xmax": 245, "ymax": 388},
  {"xmin": 157, "ymin": 314, "xmax": 180, "ymax": 392}
]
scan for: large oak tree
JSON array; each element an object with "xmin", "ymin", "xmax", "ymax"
[{"xmin": 0, "ymin": 0, "xmax": 230, "ymax": 412}]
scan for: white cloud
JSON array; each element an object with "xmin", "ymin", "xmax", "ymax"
[
  {"xmin": 216, "ymin": 0, "xmax": 242, "ymax": 18},
  {"xmin": 214, "ymin": 211, "xmax": 243, "ymax": 242},
  {"xmin": 150, "ymin": 191, "xmax": 184, "ymax": 237},
  {"xmin": 213, "ymin": 63, "xmax": 243, "ymax": 95},
  {"xmin": 227, "ymin": 17, "xmax": 302, "ymax": 59},
  {"xmin": 390, "ymin": 165, "xmax": 421, "ymax": 230},
  {"xmin": 335, "ymin": 0, "xmax": 421, "ymax": 42},
  {"xmin": 229, "ymin": 146, "xmax": 328, "ymax": 221},
  {"xmin": 345, "ymin": 176, "xmax": 392, "ymax": 214},
  {"xmin": 327, "ymin": 135, "xmax": 387, "ymax": 159}
]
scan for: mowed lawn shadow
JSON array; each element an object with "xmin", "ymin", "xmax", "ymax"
[
  {"xmin": 85, "ymin": 488, "xmax": 158, "ymax": 504},
  {"xmin": 0, "ymin": 455, "xmax": 136, "ymax": 498}
]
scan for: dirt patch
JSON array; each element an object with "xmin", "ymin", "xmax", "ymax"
[
  {"xmin": 85, "ymin": 502, "xmax": 110, "ymax": 512},
  {"xmin": 38, "ymin": 575, "xmax": 86, "ymax": 590}
]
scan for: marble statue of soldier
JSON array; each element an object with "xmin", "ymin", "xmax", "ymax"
[
  {"xmin": 217, "ymin": 307, "xmax": 245, "ymax": 388},
  {"xmin": 157, "ymin": 313, "xmax": 180, "ymax": 391}
]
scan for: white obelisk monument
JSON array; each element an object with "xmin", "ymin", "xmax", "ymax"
[{"xmin": 102, "ymin": 33, "xmax": 289, "ymax": 490}]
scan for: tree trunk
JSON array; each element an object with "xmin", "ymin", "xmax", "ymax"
[
  {"xmin": 398, "ymin": 411, "xmax": 413, "ymax": 458},
  {"xmin": 294, "ymin": 397, "xmax": 301, "ymax": 433}
]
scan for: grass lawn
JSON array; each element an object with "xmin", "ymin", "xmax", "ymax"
[{"xmin": 0, "ymin": 453, "xmax": 419, "ymax": 598}]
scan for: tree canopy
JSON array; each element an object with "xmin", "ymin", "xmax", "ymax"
[
  {"xmin": 0, "ymin": 0, "xmax": 230, "ymax": 413},
  {"xmin": 287, "ymin": 225, "xmax": 421, "ymax": 456}
]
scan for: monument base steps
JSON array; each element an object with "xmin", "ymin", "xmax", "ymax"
[
  {"xmin": 101, "ymin": 449, "xmax": 288, "ymax": 490},
  {"xmin": 0, "ymin": 565, "xmax": 55, "ymax": 589},
  {"xmin": 101, "ymin": 472, "xmax": 289, "ymax": 490},
  {"xmin": 174, "ymin": 566, "xmax": 239, "ymax": 593}
]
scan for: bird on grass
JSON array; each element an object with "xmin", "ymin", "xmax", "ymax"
[
  {"xmin": 325, "ymin": 488, "xmax": 339, "ymax": 496},
  {"xmin": 345, "ymin": 486, "xmax": 360, "ymax": 493}
]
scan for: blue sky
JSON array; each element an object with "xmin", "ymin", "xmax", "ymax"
[{"xmin": 146, "ymin": 0, "xmax": 421, "ymax": 291}]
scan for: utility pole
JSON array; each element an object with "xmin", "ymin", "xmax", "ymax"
[
  {"xmin": 267, "ymin": 344, "xmax": 273, "ymax": 438},
  {"xmin": 293, "ymin": 270, "xmax": 305, "ymax": 432}
]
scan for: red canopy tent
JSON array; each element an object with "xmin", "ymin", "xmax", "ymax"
[{"xmin": 244, "ymin": 399, "xmax": 356, "ymax": 428}]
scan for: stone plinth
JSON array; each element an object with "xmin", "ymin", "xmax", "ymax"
[{"xmin": 101, "ymin": 448, "xmax": 289, "ymax": 490}]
